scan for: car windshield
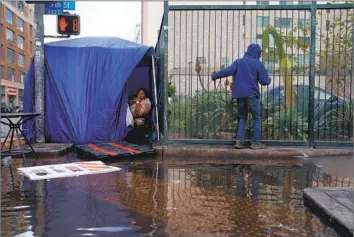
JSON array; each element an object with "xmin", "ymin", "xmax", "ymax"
[{"xmin": 314, "ymin": 88, "xmax": 335, "ymax": 100}]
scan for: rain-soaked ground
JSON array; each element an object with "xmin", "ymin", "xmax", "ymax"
[{"xmin": 1, "ymin": 153, "xmax": 353, "ymax": 237}]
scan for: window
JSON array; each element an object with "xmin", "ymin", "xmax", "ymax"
[
  {"xmin": 264, "ymin": 61, "xmax": 275, "ymax": 74},
  {"xmin": 298, "ymin": 1, "xmax": 311, "ymax": 4},
  {"xmin": 17, "ymin": 17, "xmax": 24, "ymax": 31},
  {"xmin": 275, "ymin": 17, "xmax": 293, "ymax": 28},
  {"xmin": 7, "ymin": 48, "xmax": 15, "ymax": 63},
  {"xmin": 314, "ymin": 88, "xmax": 332, "ymax": 100},
  {"xmin": 7, "ymin": 68, "xmax": 15, "ymax": 81},
  {"xmin": 298, "ymin": 36, "xmax": 310, "ymax": 44},
  {"xmin": 221, "ymin": 57, "xmax": 230, "ymax": 67},
  {"xmin": 298, "ymin": 18, "xmax": 311, "ymax": 28},
  {"xmin": 17, "ymin": 35, "xmax": 24, "ymax": 49},
  {"xmin": 256, "ymin": 16, "xmax": 269, "ymax": 27},
  {"xmin": 296, "ymin": 54, "xmax": 310, "ymax": 65},
  {"xmin": 6, "ymin": 28, "xmax": 14, "ymax": 44},
  {"xmin": 17, "ymin": 1, "xmax": 24, "ymax": 14},
  {"xmin": 30, "ymin": 25, "xmax": 33, "ymax": 37},
  {"xmin": 256, "ymin": 1, "xmax": 269, "ymax": 5},
  {"xmin": 279, "ymin": 0, "xmax": 293, "ymax": 5},
  {"xmin": 1, "ymin": 87, "xmax": 5, "ymax": 103},
  {"xmin": 6, "ymin": 8, "xmax": 13, "ymax": 24},
  {"xmin": 18, "ymin": 54, "xmax": 25, "ymax": 67},
  {"xmin": 19, "ymin": 89, "xmax": 24, "ymax": 107},
  {"xmin": 0, "ymin": 65, "xmax": 3, "ymax": 78},
  {"xmin": 19, "ymin": 71, "xmax": 25, "ymax": 84},
  {"xmin": 256, "ymin": 34, "xmax": 263, "ymax": 44},
  {"xmin": 196, "ymin": 57, "xmax": 206, "ymax": 64}
]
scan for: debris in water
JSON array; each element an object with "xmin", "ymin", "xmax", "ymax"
[{"xmin": 3, "ymin": 156, "xmax": 12, "ymax": 167}]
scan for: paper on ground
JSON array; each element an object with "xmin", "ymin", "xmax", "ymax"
[{"xmin": 18, "ymin": 161, "xmax": 121, "ymax": 181}]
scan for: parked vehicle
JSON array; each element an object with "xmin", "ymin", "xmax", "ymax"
[
  {"xmin": 261, "ymin": 85, "xmax": 346, "ymax": 120},
  {"xmin": 1, "ymin": 103, "xmax": 11, "ymax": 113}
]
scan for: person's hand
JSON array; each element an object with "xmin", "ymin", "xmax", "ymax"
[
  {"xmin": 211, "ymin": 72, "xmax": 216, "ymax": 81},
  {"xmin": 133, "ymin": 97, "xmax": 140, "ymax": 103}
]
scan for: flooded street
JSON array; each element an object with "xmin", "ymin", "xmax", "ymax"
[{"xmin": 1, "ymin": 154, "xmax": 352, "ymax": 237}]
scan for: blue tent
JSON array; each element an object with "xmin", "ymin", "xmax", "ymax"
[{"xmin": 23, "ymin": 37, "xmax": 158, "ymax": 144}]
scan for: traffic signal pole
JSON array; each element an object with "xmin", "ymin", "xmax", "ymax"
[{"xmin": 34, "ymin": 3, "xmax": 45, "ymax": 142}]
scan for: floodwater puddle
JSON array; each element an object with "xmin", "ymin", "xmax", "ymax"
[{"xmin": 2, "ymin": 154, "xmax": 352, "ymax": 237}]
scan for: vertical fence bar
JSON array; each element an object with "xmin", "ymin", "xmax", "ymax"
[
  {"xmin": 336, "ymin": 9, "xmax": 343, "ymax": 142},
  {"xmin": 316, "ymin": 9, "xmax": 323, "ymax": 141},
  {"xmin": 323, "ymin": 10, "xmax": 330, "ymax": 141},
  {"xmin": 308, "ymin": 2, "xmax": 317, "ymax": 147},
  {"xmin": 342, "ymin": 10, "xmax": 349, "ymax": 141},
  {"xmin": 329, "ymin": 9, "xmax": 337, "ymax": 141},
  {"xmin": 162, "ymin": 0, "xmax": 169, "ymax": 142},
  {"xmin": 207, "ymin": 10, "xmax": 211, "ymax": 139},
  {"xmin": 351, "ymin": 5, "xmax": 354, "ymax": 143},
  {"xmin": 201, "ymin": 10, "xmax": 205, "ymax": 138},
  {"xmin": 196, "ymin": 11, "xmax": 199, "ymax": 138},
  {"xmin": 184, "ymin": 11, "xmax": 187, "ymax": 138}
]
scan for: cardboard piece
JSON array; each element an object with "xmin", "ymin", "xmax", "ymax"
[{"xmin": 18, "ymin": 161, "xmax": 121, "ymax": 181}]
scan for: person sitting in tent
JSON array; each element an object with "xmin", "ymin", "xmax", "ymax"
[{"xmin": 125, "ymin": 88, "xmax": 152, "ymax": 145}]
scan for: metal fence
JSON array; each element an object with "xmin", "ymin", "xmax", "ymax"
[{"xmin": 156, "ymin": 3, "xmax": 353, "ymax": 147}]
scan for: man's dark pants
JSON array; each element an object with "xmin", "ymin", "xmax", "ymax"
[{"xmin": 236, "ymin": 93, "xmax": 261, "ymax": 143}]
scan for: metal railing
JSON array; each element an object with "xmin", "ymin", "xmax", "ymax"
[{"xmin": 156, "ymin": 3, "xmax": 353, "ymax": 147}]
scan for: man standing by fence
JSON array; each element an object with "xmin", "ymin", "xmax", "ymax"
[{"xmin": 212, "ymin": 43, "xmax": 271, "ymax": 149}]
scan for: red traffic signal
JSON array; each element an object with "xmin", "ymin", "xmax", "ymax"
[{"xmin": 57, "ymin": 14, "xmax": 80, "ymax": 35}]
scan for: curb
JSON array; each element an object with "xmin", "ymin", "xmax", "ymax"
[{"xmin": 154, "ymin": 145, "xmax": 353, "ymax": 158}]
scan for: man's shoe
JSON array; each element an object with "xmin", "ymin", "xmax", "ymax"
[
  {"xmin": 250, "ymin": 142, "xmax": 267, "ymax": 149},
  {"xmin": 234, "ymin": 140, "xmax": 247, "ymax": 149}
]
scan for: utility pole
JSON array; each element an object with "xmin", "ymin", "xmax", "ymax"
[{"xmin": 34, "ymin": 3, "xmax": 45, "ymax": 142}]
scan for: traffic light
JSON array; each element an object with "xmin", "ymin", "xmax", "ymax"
[{"xmin": 57, "ymin": 14, "xmax": 80, "ymax": 35}]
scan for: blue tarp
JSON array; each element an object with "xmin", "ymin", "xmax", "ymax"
[{"xmin": 24, "ymin": 37, "xmax": 155, "ymax": 144}]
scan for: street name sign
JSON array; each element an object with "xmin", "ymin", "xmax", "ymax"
[{"xmin": 45, "ymin": 1, "xmax": 76, "ymax": 15}]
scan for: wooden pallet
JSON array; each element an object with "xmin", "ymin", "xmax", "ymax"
[{"xmin": 75, "ymin": 141, "xmax": 156, "ymax": 159}]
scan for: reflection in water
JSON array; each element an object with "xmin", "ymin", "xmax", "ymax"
[{"xmin": 1, "ymin": 155, "xmax": 352, "ymax": 237}]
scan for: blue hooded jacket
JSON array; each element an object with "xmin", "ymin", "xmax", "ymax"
[{"xmin": 212, "ymin": 43, "xmax": 271, "ymax": 99}]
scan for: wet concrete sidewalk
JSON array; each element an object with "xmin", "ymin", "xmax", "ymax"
[
  {"xmin": 155, "ymin": 144, "xmax": 353, "ymax": 158},
  {"xmin": 304, "ymin": 187, "xmax": 353, "ymax": 236},
  {"xmin": 4, "ymin": 143, "xmax": 73, "ymax": 157}
]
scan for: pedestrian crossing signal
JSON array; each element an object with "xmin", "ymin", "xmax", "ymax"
[{"xmin": 57, "ymin": 14, "xmax": 80, "ymax": 35}]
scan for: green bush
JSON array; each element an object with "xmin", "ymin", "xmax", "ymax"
[
  {"xmin": 167, "ymin": 90, "xmax": 353, "ymax": 142},
  {"xmin": 315, "ymin": 100, "xmax": 353, "ymax": 140},
  {"xmin": 168, "ymin": 82, "xmax": 177, "ymax": 97},
  {"xmin": 168, "ymin": 90, "xmax": 237, "ymax": 139}
]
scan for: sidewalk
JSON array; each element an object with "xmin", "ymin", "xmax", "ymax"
[
  {"xmin": 304, "ymin": 187, "xmax": 353, "ymax": 237},
  {"xmin": 154, "ymin": 144, "xmax": 353, "ymax": 158}
]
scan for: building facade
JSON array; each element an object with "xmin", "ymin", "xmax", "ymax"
[
  {"xmin": 1, "ymin": 0, "xmax": 35, "ymax": 108},
  {"xmin": 134, "ymin": 23, "xmax": 141, "ymax": 44}
]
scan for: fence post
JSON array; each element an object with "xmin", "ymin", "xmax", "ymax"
[
  {"xmin": 308, "ymin": 1, "xmax": 317, "ymax": 148},
  {"xmin": 162, "ymin": 0, "xmax": 169, "ymax": 142}
]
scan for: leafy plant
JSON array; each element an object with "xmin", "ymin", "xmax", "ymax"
[
  {"xmin": 262, "ymin": 27, "xmax": 296, "ymax": 109},
  {"xmin": 168, "ymin": 82, "xmax": 177, "ymax": 97},
  {"xmin": 192, "ymin": 90, "xmax": 237, "ymax": 139},
  {"xmin": 314, "ymin": 101, "xmax": 353, "ymax": 140},
  {"xmin": 262, "ymin": 105, "xmax": 308, "ymax": 141},
  {"xmin": 168, "ymin": 96, "xmax": 193, "ymax": 138}
]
